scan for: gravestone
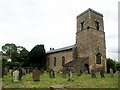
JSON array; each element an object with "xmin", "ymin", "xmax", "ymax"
[
  {"xmin": 18, "ymin": 67, "xmax": 23, "ymax": 81},
  {"xmin": 32, "ymin": 67, "xmax": 40, "ymax": 81},
  {"xmin": 68, "ymin": 69, "xmax": 74, "ymax": 81},
  {"xmin": 91, "ymin": 69, "xmax": 96, "ymax": 78},
  {"xmin": 22, "ymin": 68, "xmax": 26, "ymax": 75},
  {"xmin": 49, "ymin": 69, "xmax": 55, "ymax": 78},
  {"xmin": 110, "ymin": 68, "xmax": 114, "ymax": 77},
  {"xmin": 11, "ymin": 67, "xmax": 16, "ymax": 76},
  {"xmin": 12, "ymin": 68, "xmax": 19, "ymax": 82},
  {"xmin": 100, "ymin": 68, "xmax": 105, "ymax": 78},
  {"xmin": 26, "ymin": 67, "xmax": 30, "ymax": 74}
]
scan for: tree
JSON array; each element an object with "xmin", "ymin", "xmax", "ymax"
[
  {"xmin": 28, "ymin": 45, "xmax": 46, "ymax": 69},
  {"xmin": 19, "ymin": 48, "xmax": 29, "ymax": 66},
  {"xmin": 106, "ymin": 58, "xmax": 116, "ymax": 73},
  {"xmin": 2, "ymin": 43, "xmax": 29, "ymax": 68},
  {"xmin": 116, "ymin": 61, "xmax": 120, "ymax": 71},
  {"xmin": 2, "ymin": 43, "xmax": 17, "ymax": 59}
]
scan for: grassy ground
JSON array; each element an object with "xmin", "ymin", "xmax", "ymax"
[{"xmin": 2, "ymin": 71, "xmax": 119, "ymax": 88}]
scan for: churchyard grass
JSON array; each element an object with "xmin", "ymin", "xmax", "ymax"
[{"xmin": 2, "ymin": 71, "xmax": 118, "ymax": 88}]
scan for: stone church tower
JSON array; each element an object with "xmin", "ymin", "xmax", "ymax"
[{"xmin": 76, "ymin": 8, "xmax": 106, "ymax": 72}]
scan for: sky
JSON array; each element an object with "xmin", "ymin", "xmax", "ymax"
[{"xmin": 0, "ymin": 0, "xmax": 119, "ymax": 61}]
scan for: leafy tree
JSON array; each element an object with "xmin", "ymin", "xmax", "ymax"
[
  {"xmin": 2, "ymin": 58, "xmax": 7, "ymax": 65},
  {"xmin": 19, "ymin": 48, "xmax": 29, "ymax": 66},
  {"xmin": 2, "ymin": 43, "xmax": 17, "ymax": 58},
  {"xmin": 1, "ymin": 43, "xmax": 29, "ymax": 67},
  {"xmin": 116, "ymin": 61, "xmax": 120, "ymax": 71},
  {"xmin": 28, "ymin": 45, "xmax": 46, "ymax": 69},
  {"xmin": 106, "ymin": 58, "xmax": 116, "ymax": 73}
]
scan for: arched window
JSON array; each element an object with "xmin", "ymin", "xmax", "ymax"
[
  {"xmin": 96, "ymin": 53, "xmax": 101, "ymax": 64},
  {"xmin": 54, "ymin": 57, "xmax": 56, "ymax": 66},
  {"xmin": 81, "ymin": 21, "xmax": 85, "ymax": 30},
  {"xmin": 62, "ymin": 56, "xmax": 65, "ymax": 66},
  {"xmin": 95, "ymin": 20, "xmax": 100, "ymax": 30}
]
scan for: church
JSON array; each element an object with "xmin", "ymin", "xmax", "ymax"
[{"xmin": 46, "ymin": 8, "xmax": 106, "ymax": 73}]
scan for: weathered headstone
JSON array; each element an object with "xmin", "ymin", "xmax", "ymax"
[
  {"xmin": 110, "ymin": 68, "xmax": 114, "ymax": 77},
  {"xmin": 26, "ymin": 68, "xmax": 30, "ymax": 74},
  {"xmin": 32, "ymin": 67, "xmax": 40, "ymax": 81},
  {"xmin": 18, "ymin": 67, "xmax": 23, "ymax": 81},
  {"xmin": 91, "ymin": 69, "xmax": 96, "ymax": 78},
  {"xmin": 11, "ymin": 67, "xmax": 16, "ymax": 76},
  {"xmin": 12, "ymin": 68, "xmax": 19, "ymax": 82},
  {"xmin": 22, "ymin": 68, "xmax": 26, "ymax": 75},
  {"xmin": 49, "ymin": 69, "xmax": 55, "ymax": 78},
  {"xmin": 68, "ymin": 69, "xmax": 74, "ymax": 81}
]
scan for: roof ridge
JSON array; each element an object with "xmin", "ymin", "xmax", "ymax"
[{"xmin": 46, "ymin": 45, "xmax": 76, "ymax": 54}]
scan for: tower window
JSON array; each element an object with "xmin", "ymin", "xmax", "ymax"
[
  {"xmin": 54, "ymin": 57, "xmax": 56, "ymax": 66},
  {"xmin": 95, "ymin": 20, "xmax": 100, "ymax": 30},
  {"xmin": 81, "ymin": 21, "xmax": 85, "ymax": 30},
  {"xmin": 96, "ymin": 53, "xmax": 101, "ymax": 64},
  {"xmin": 62, "ymin": 56, "xmax": 65, "ymax": 66}
]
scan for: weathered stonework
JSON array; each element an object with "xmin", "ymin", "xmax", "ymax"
[
  {"xmin": 46, "ymin": 46, "xmax": 75, "ymax": 71},
  {"xmin": 46, "ymin": 8, "xmax": 106, "ymax": 72},
  {"xmin": 76, "ymin": 8, "xmax": 106, "ymax": 72}
]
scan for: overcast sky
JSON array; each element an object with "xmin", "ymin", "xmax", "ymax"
[{"xmin": 0, "ymin": 0, "xmax": 119, "ymax": 61}]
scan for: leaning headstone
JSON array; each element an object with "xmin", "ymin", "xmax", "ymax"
[
  {"xmin": 12, "ymin": 68, "xmax": 19, "ymax": 82},
  {"xmin": 91, "ymin": 69, "xmax": 96, "ymax": 78},
  {"xmin": 110, "ymin": 68, "xmax": 114, "ymax": 77},
  {"xmin": 49, "ymin": 69, "xmax": 55, "ymax": 78},
  {"xmin": 100, "ymin": 68, "xmax": 105, "ymax": 78},
  {"xmin": 32, "ymin": 67, "xmax": 40, "ymax": 81},
  {"xmin": 68, "ymin": 69, "xmax": 74, "ymax": 81}
]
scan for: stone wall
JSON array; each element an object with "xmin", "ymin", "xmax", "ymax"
[
  {"xmin": 76, "ymin": 8, "xmax": 106, "ymax": 72},
  {"xmin": 46, "ymin": 49, "xmax": 73, "ymax": 71}
]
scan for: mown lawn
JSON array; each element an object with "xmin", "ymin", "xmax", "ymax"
[{"xmin": 2, "ymin": 71, "xmax": 119, "ymax": 88}]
